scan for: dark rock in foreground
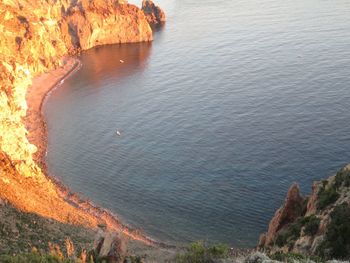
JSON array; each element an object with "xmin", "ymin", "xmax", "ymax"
[{"xmin": 258, "ymin": 166, "xmax": 350, "ymax": 260}]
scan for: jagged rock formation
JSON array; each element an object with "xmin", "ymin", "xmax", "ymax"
[
  {"xmin": 142, "ymin": 0, "xmax": 166, "ymax": 27},
  {"xmin": 259, "ymin": 166, "xmax": 350, "ymax": 260},
  {"xmin": 0, "ymin": 0, "xmax": 163, "ymax": 243},
  {"xmin": 259, "ymin": 183, "xmax": 306, "ymax": 247}
]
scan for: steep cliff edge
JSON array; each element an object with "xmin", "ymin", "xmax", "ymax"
[
  {"xmin": 0, "ymin": 0, "xmax": 164, "ymax": 244},
  {"xmin": 259, "ymin": 166, "xmax": 350, "ymax": 260}
]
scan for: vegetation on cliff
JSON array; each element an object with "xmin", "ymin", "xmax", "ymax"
[
  {"xmin": 0, "ymin": 198, "xmax": 94, "ymax": 261},
  {"xmin": 259, "ymin": 166, "xmax": 350, "ymax": 260},
  {"xmin": 174, "ymin": 241, "xmax": 230, "ymax": 263},
  {"xmin": 0, "ymin": 199, "xmax": 175, "ymax": 262},
  {"xmin": 316, "ymin": 203, "xmax": 350, "ymax": 259}
]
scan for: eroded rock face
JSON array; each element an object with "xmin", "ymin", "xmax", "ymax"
[
  {"xmin": 0, "ymin": 0, "xmax": 159, "ymax": 242},
  {"xmin": 259, "ymin": 169, "xmax": 350, "ymax": 259},
  {"xmin": 260, "ymin": 183, "xmax": 305, "ymax": 247},
  {"xmin": 142, "ymin": 0, "xmax": 166, "ymax": 27},
  {"xmin": 61, "ymin": 0, "xmax": 153, "ymax": 50},
  {"xmin": 305, "ymin": 182, "xmax": 320, "ymax": 216}
]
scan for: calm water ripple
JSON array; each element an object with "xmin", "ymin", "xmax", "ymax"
[{"xmin": 45, "ymin": 0, "xmax": 350, "ymax": 247}]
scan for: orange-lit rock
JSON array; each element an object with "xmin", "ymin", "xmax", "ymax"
[
  {"xmin": 260, "ymin": 183, "xmax": 305, "ymax": 246},
  {"xmin": 0, "ymin": 0, "xmax": 159, "ymax": 245},
  {"xmin": 61, "ymin": 1, "xmax": 153, "ymax": 50}
]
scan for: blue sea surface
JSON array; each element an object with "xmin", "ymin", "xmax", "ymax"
[{"xmin": 44, "ymin": 0, "xmax": 350, "ymax": 247}]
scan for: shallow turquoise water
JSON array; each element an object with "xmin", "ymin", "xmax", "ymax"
[{"xmin": 45, "ymin": 0, "xmax": 350, "ymax": 247}]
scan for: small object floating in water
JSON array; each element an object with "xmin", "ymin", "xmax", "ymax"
[
  {"xmin": 119, "ymin": 59, "xmax": 124, "ymax": 63},
  {"xmin": 116, "ymin": 129, "xmax": 121, "ymax": 136}
]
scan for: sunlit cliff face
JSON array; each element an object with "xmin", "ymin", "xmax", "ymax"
[{"xmin": 0, "ymin": 0, "xmax": 162, "ymax": 244}]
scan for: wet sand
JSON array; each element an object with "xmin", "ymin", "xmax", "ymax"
[{"xmin": 25, "ymin": 57, "xmax": 81, "ymax": 169}]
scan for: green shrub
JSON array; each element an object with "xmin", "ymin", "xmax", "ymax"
[
  {"xmin": 275, "ymin": 231, "xmax": 288, "ymax": 247},
  {"xmin": 316, "ymin": 167, "xmax": 350, "ymax": 211},
  {"xmin": 334, "ymin": 168, "xmax": 350, "ymax": 189},
  {"xmin": 303, "ymin": 215, "xmax": 320, "ymax": 236},
  {"xmin": 275, "ymin": 215, "xmax": 321, "ymax": 247},
  {"xmin": 269, "ymin": 251, "xmax": 323, "ymax": 263},
  {"xmin": 275, "ymin": 220, "xmax": 303, "ymax": 247},
  {"xmin": 175, "ymin": 241, "xmax": 230, "ymax": 263},
  {"xmin": 317, "ymin": 187, "xmax": 339, "ymax": 210},
  {"xmin": 317, "ymin": 203, "xmax": 350, "ymax": 260},
  {"xmin": 0, "ymin": 251, "xmax": 74, "ymax": 263},
  {"xmin": 207, "ymin": 243, "xmax": 229, "ymax": 257},
  {"xmin": 322, "ymin": 180, "xmax": 328, "ymax": 188},
  {"xmin": 125, "ymin": 255, "xmax": 144, "ymax": 263}
]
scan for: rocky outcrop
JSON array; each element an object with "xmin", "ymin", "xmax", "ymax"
[
  {"xmin": 259, "ymin": 183, "xmax": 306, "ymax": 247},
  {"xmin": 142, "ymin": 0, "xmax": 166, "ymax": 27},
  {"xmin": 259, "ymin": 167, "xmax": 350, "ymax": 260},
  {"xmin": 0, "ymin": 0, "xmax": 163, "ymax": 244},
  {"xmin": 94, "ymin": 231, "xmax": 127, "ymax": 263},
  {"xmin": 61, "ymin": 0, "xmax": 153, "ymax": 50}
]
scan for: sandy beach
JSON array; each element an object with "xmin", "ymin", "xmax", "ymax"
[
  {"xmin": 25, "ymin": 57, "xmax": 81, "ymax": 169},
  {"xmin": 23, "ymin": 56, "xmax": 172, "ymax": 248}
]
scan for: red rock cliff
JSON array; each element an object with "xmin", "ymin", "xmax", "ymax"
[
  {"xmin": 259, "ymin": 183, "xmax": 305, "ymax": 247},
  {"xmin": 259, "ymin": 168, "xmax": 350, "ymax": 258},
  {"xmin": 0, "ymin": 0, "xmax": 163, "ymax": 243}
]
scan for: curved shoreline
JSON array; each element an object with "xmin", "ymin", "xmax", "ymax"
[{"xmin": 25, "ymin": 56, "xmax": 174, "ymax": 249}]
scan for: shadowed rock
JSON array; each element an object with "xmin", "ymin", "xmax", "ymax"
[
  {"xmin": 259, "ymin": 183, "xmax": 305, "ymax": 247},
  {"xmin": 142, "ymin": 0, "xmax": 166, "ymax": 27},
  {"xmin": 94, "ymin": 231, "xmax": 127, "ymax": 263}
]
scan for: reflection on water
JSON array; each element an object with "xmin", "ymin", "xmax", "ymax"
[
  {"xmin": 77, "ymin": 43, "xmax": 152, "ymax": 86},
  {"xmin": 45, "ymin": 0, "xmax": 350, "ymax": 247}
]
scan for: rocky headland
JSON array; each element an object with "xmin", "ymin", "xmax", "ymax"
[
  {"xmin": 1, "ymin": 0, "xmax": 350, "ymax": 262},
  {"xmin": 0, "ymin": 0, "xmax": 165, "ymax": 245}
]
